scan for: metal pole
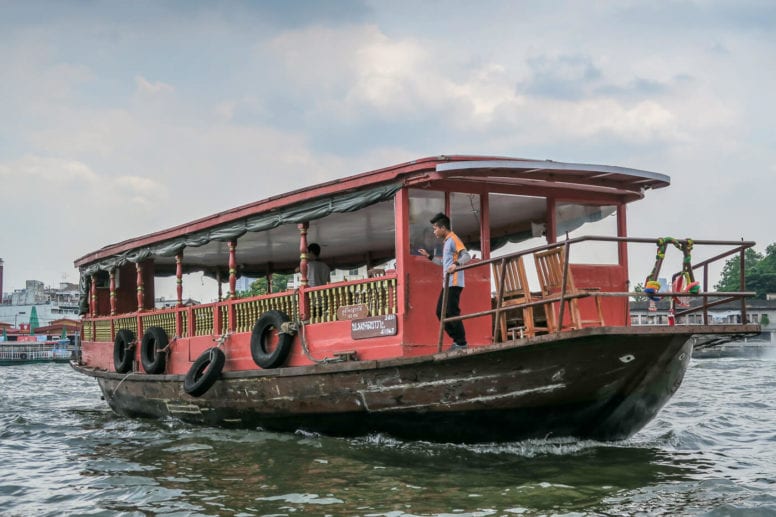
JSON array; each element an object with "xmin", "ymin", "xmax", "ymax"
[
  {"xmin": 556, "ymin": 240, "xmax": 571, "ymax": 333},
  {"xmin": 437, "ymin": 272, "xmax": 450, "ymax": 353}
]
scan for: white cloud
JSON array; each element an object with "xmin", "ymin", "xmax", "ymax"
[
  {"xmin": 134, "ymin": 75, "xmax": 175, "ymax": 96},
  {"xmin": 1, "ymin": 1, "xmax": 775, "ymax": 295},
  {"xmin": 0, "ymin": 155, "xmax": 98, "ymax": 183}
]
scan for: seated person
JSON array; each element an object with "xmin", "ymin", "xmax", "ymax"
[{"xmin": 306, "ymin": 243, "xmax": 331, "ymax": 287}]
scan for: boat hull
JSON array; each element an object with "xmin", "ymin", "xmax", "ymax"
[{"xmin": 72, "ymin": 326, "xmax": 704, "ymax": 443}]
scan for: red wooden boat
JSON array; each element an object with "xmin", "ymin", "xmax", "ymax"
[{"xmin": 71, "ymin": 155, "xmax": 758, "ymax": 443}]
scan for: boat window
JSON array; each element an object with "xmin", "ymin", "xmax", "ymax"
[
  {"xmin": 556, "ymin": 203, "xmax": 618, "ymax": 264},
  {"xmin": 485, "ymin": 193, "xmax": 549, "ymax": 291},
  {"xmin": 409, "ymin": 189, "xmax": 445, "ymax": 257},
  {"xmin": 450, "ymin": 193, "xmax": 482, "ymax": 251}
]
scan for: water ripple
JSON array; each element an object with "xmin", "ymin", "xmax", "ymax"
[{"xmin": 0, "ymin": 357, "xmax": 774, "ymax": 515}]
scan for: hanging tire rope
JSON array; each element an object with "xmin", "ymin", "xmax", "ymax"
[
  {"xmin": 643, "ymin": 237, "xmax": 700, "ymax": 311},
  {"xmin": 183, "ymin": 347, "xmax": 226, "ymax": 397}
]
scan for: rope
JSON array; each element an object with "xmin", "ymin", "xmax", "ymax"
[
  {"xmin": 112, "ymin": 370, "xmax": 136, "ymax": 397},
  {"xmin": 158, "ymin": 336, "xmax": 177, "ymax": 354},
  {"xmin": 297, "ymin": 320, "xmax": 346, "ymax": 364},
  {"xmin": 212, "ymin": 332, "xmax": 231, "ymax": 349}
]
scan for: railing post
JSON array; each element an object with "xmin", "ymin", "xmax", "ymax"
[
  {"xmin": 493, "ymin": 257, "xmax": 507, "ymax": 341},
  {"xmin": 213, "ymin": 304, "xmax": 221, "ymax": 336},
  {"xmin": 703, "ymin": 264, "xmax": 709, "ymax": 325},
  {"xmin": 739, "ymin": 245, "xmax": 748, "ymax": 323},
  {"xmin": 557, "ymin": 240, "xmax": 571, "ymax": 333},
  {"xmin": 187, "ymin": 306, "xmax": 195, "ymax": 337}
]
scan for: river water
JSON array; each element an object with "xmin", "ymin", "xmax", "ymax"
[{"xmin": 1, "ymin": 352, "xmax": 774, "ymax": 516}]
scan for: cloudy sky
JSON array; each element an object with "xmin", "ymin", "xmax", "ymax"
[{"xmin": 1, "ymin": 0, "xmax": 774, "ymax": 297}]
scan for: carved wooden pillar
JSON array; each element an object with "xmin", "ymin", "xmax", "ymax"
[
  {"xmin": 228, "ymin": 240, "xmax": 237, "ymax": 298},
  {"xmin": 136, "ymin": 262, "xmax": 144, "ymax": 312},
  {"xmin": 176, "ymin": 252, "xmax": 183, "ymax": 307},
  {"xmin": 298, "ymin": 222, "xmax": 310, "ymax": 320},
  {"xmin": 228, "ymin": 240, "xmax": 237, "ymax": 331},
  {"xmin": 298, "ymin": 222, "xmax": 309, "ymax": 287},
  {"xmin": 109, "ymin": 269, "xmax": 116, "ymax": 316},
  {"xmin": 90, "ymin": 274, "xmax": 97, "ymax": 317},
  {"xmin": 175, "ymin": 252, "xmax": 183, "ymax": 336}
]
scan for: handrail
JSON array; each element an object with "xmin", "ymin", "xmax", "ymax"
[
  {"xmin": 436, "ymin": 235, "xmax": 758, "ymax": 348},
  {"xmin": 81, "ymin": 274, "xmax": 400, "ymax": 340}
]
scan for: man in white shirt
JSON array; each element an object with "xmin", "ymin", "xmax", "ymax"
[{"xmin": 306, "ymin": 243, "xmax": 331, "ymax": 287}]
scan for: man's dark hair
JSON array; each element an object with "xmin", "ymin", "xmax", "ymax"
[
  {"xmin": 308, "ymin": 243, "xmax": 321, "ymax": 256},
  {"xmin": 430, "ymin": 212, "xmax": 450, "ymax": 230}
]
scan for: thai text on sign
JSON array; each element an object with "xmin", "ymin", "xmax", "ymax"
[{"xmin": 351, "ymin": 314, "xmax": 397, "ymax": 339}]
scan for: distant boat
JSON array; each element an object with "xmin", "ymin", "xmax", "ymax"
[
  {"xmin": 0, "ymin": 338, "xmax": 75, "ymax": 365},
  {"xmin": 70, "ymin": 155, "xmax": 759, "ymax": 443},
  {"xmin": 693, "ymin": 338, "xmax": 775, "ymax": 359}
]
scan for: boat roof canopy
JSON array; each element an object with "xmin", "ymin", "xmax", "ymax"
[{"xmin": 74, "ymin": 155, "xmax": 669, "ymax": 278}]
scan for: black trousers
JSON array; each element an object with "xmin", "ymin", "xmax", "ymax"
[{"xmin": 435, "ymin": 286, "xmax": 466, "ymax": 344}]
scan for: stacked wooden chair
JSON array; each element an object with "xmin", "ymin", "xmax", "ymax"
[
  {"xmin": 492, "ymin": 256, "xmax": 547, "ymax": 341},
  {"xmin": 533, "ymin": 247, "xmax": 605, "ymax": 332}
]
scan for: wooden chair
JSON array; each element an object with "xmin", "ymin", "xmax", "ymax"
[
  {"xmin": 492, "ymin": 256, "xmax": 543, "ymax": 341},
  {"xmin": 533, "ymin": 247, "xmax": 605, "ymax": 332}
]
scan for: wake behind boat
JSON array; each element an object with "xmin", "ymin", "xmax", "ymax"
[{"xmin": 71, "ymin": 155, "xmax": 758, "ymax": 443}]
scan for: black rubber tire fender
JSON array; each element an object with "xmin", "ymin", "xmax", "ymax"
[
  {"xmin": 250, "ymin": 310, "xmax": 294, "ymax": 369},
  {"xmin": 19, "ymin": 352, "xmax": 28, "ymax": 360},
  {"xmin": 140, "ymin": 326, "xmax": 168, "ymax": 374},
  {"xmin": 113, "ymin": 328, "xmax": 136, "ymax": 373},
  {"xmin": 183, "ymin": 347, "xmax": 226, "ymax": 397}
]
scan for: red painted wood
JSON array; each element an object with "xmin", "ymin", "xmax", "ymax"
[
  {"xmin": 176, "ymin": 253, "xmax": 183, "ymax": 306},
  {"xmin": 136, "ymin": 263, "xmax": 144, "ymax": 312},
  {"xmin": 90, "ymin": 274, "xmax": 97, "ymax": 317},
  {"xmin": 109, "ymin": 270, "xmax": 116, "ymax": 316},
  {"xmin": 298, "ymin": 222, "xmax": 309, "ymax": 319},
  {"xmin": 570, "ymin": 264, "xmax": 628, "ymax": 326},
  {"xmin": 228, "ymin": 240, "xmax": 237, "ymax": 297},
  {"xmin": 401, "ymin": 256, "xmax": 492, "ymax": 350}
]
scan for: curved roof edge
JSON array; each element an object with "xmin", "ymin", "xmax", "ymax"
[{"xmin": 436, "ymin": 159, "xmax": 670, "ymax": 191}]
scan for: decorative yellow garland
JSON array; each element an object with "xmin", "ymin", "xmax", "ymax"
[{"xmin": 643, "ymin": 237, "xmax": 700, "ymax": 305}]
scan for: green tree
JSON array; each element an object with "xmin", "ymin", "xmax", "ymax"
[
  {"xmin": 238, "ymin": 274, "xmax": 292, "ymax": 298},
  {"xmin": 715, "ymin": 248, "xmax": 763, "ymax": 293},
  {"xmin": 631, "ymin": 282, "xmax": 647, "ymax": 302},
  {"xmin": 715, "ymin": 244, "xmax": 776, "ymax": 299}
]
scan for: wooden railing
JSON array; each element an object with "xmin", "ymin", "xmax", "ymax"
[
  {"xmin": 306, "ymin": 276, "xmax": 398, "ymax": 324},
  {"xmin": 192, "ymin": 304, "xmax": 215, "ymax": 336},
  {"xmin": 83, "ymin": 276, "xmax": 397, "ymax": 342},
  {"xmin": 140, "ymin": 310, "xmax": 177, "ymax": 340},
  {"xmin": 232, "ymin": 292, "xmax": 299, "ymax": 333},
  {"xmin": 439, "ymin": 236, "xmax": 759, "ymax": 350}
]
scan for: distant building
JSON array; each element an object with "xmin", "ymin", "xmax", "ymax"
[
  {"xmin": 154, "ymin": 297, "xmax": 200, "ymax": 309},
  {"xmin": 11, "ymin": 280, "xmax": 47, "ymax": 305},
  {"xmin": 630, "ymin": 297, "xmax": 776, "ymax": 343},
  {"xmin": 236, "ymin": 276, "xmax": 253, "ymax": 292}
]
